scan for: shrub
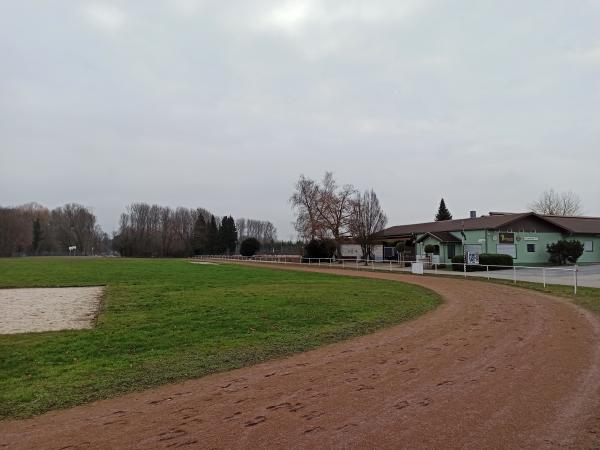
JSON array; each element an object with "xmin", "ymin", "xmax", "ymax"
[
  {"xmin": 547, "ymin": 240, "xmax": 584, "ymax": 265},
  {"xmin": 303, "ymin": 239, "xmax": 336, "ymax": 262},
  {"xmin": 479, "ymin": 253, "xmax": 513, "ymax": 269},
  {"xmin": 424, "ymin": 244, "xmax": 436, "ymax": 254},
  {"xmin": 240, "ymin": 238, "xmax": 261, "ymax": 257}
]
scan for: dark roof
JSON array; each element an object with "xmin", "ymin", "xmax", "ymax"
[
  {"xmin": 541, "ymin": 215, "xmax": 600, "ymax": 234},
  {"xmin": 416, "ymin": 231, "xmax": 462, "ymax": 243},
  {"xmin": 376, "ymin": 212, "xmax": 600, "ymax": 238}
]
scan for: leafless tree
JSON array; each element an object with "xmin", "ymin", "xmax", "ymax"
[
  {"xmin": 349, "ymin": 189, "xmax": 387, "ymax": 260},
  {"xmin": 529, "ymin": 189, "xmax": 583, "ymax": 216},
  {"xmin": 290, "ymin": 175, "xmax": 322, "ymax": 240},
  {"xmin": 290, "ymin": 172, "xmax": 355, "ymax": 257},
  {"xmin": 50, "ymin": 203, "xmax": 99, "ymax": 255},
  {"xmin": 314, "ymin": 172, "xmax": 356, "ymax": 257},
  {"xmin": 237, "ymin": 218, "xmax": 278, "ymax": 244}
]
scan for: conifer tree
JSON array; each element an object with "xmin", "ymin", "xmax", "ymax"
[
  {"xmin": 435, "ymin": 198, "xmax": 452, "ymax": 221},
  {"xmin": 191, "ymin": 215, "xmax": 208, "ymax": 255},
  {"xmin": 207, "ymin": 215, "xmax": 219, "ymax": 254}
]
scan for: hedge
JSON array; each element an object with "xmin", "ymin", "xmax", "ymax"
[{"xmin": 451, "ymin": 253, "xmax": 513, "ymax": 271}]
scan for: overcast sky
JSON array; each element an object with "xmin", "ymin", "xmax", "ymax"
[{"xmin": 1, "ymin": 1, "xmax": 599, "ymax": 238}]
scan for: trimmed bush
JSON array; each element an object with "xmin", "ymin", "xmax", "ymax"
[
  {"xmin": 240, "ymin": 238, "xmax": 261, "ymax": 257},
  {"xmin": 450, "ymin": 254, "xmax": 514, "ymax": 271},
  {"xmin": 479, "ymin": 253, "xmax": 513, "ymax": 269},
  {"xmin": 424, "ymin": 244, "xmax": 436, "ymax": 254}
]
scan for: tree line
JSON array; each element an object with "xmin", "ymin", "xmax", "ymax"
[
  {"xmin": 0, "ymin": 201, "xmax": 281, "ymax": 258},
  {"xmin": 113, "ymin": 203, "xmax": 280, "ymax": 257},
  {"xmin": 0, "ymin": 203, "xmax": 110, "ymax": 257}
]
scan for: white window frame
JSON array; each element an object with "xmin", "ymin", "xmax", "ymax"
[{"xmin": 584, "ymin": 240, "xmax": 594, "ymax": 252}]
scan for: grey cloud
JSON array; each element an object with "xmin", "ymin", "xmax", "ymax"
[{"xmin": 1, "ymin": 1, "xmax": 599, "ymax": 236}]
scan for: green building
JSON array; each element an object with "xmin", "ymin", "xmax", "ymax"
[{"xmin": 375, "ymin": 212, "xmax": 600, "ymax": 265}]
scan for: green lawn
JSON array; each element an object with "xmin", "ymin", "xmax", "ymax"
[{"xmin": 0, "ymin": 258, "xmax": 440, "ymax": 420}]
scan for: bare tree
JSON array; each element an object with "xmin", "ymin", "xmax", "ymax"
[
  {"xmin": 290, "ymin": 172, "xmax": 356, "ymax": 257},
  {"xmin": 314, "ymin": 172, "xmax": 356, "ymax": 257},
  {"xmin": 529, "ymin": 189, "xmax": 583, "ymax": 216},
  {"xmin": 349, "ymin": 189, "xmax": 387, "ymax": 260},
  {"xmin": 290, "ymin": 175, "xmax": 322, "ymax": 240}
]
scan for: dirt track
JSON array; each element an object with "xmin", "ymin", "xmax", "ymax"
[{"xmin": 2, "ymin": 263, "xmax": 600, "ymax": 449}]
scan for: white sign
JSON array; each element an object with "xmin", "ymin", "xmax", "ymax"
[
  {"xmin": 411, "ymin": 262, "xmax": 424, "ymax": 275},
  {"xmin": 467, "ymin": 252, "xmax": 479, "ymax": 265},
  {"xmin": 523, "ymin": 237, "xmax": 539, "ymax": 241}
]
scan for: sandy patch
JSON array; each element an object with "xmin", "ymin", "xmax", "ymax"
[{"xmin": 0, "ymin": 286, "xmax": 104, "ymax": 334}]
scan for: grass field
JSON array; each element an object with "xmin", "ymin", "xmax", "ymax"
[{"xmin": 0, "ymin": 257, "xmax": 440, "ymax": 420}]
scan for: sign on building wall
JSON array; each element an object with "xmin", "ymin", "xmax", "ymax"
[{"xmin": 499, "ymin": 232, "xmax": 515, "ymax": 244}]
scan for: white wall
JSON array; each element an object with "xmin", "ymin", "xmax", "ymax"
[{"xmin": 340, "ymin": 244, "xmax": 384, "ymax": 260}]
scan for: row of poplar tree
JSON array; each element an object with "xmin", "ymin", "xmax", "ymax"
[{"xmin": 191, "ymin": 215, "xmax": 238, "ymax": 255}]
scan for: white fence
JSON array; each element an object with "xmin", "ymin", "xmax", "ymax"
[{"xmin": 192, "ymin": 255, "xmax": 581, "ymax": 294}]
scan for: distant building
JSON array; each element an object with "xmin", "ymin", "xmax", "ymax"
[{"xmin": 368, "ymin": 211, "xmax": 600, "ymax": 264}]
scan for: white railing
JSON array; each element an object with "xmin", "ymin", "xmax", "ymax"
[{"xmin": 191, "ymin": 255, "xmax": 580, "ymax": 294}]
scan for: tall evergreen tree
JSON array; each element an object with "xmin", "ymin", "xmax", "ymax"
[
  {"xmin": 216, "ymin": 216, "xmax": 228, "ymax": 254},
  {"xmin": 435, "ymin": 198, "xmax": 453, "ymax": 221},
  {"xmin": 225, "ymin": 216, "xmax": 238, "ymax": 254},
  {"xmin": 206, "ymin": 215, "xmax": 219, "ymax": 254},
  {"xmin": 191, "ymin": 215, "xmax": 208, "ymax": 255}
]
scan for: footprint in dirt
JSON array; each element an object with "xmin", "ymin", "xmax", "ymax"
[
  {"xmin": 394, "ymin": 400, "xmax": 410, "ymax": 410},
  {"xmin": 336, "ymin": 423, "xmax": 358, "ymax": 432},
  {"xmin": 302, "ymin": 410, "xmax": 325, "ymax": 420},
  {"xmin": 149, "ymin": 396, "xmax": 173, "ymax": 405},
  {"xmin": 244, "ymin": 416, "xmax": 267, "ymax": 427},
  {"xmin": 418, "ymin": 398, "xmax": 431, "ymax": 407},
  {"xmin": 356, "ymin": 384, "xmax": 375, "ymax": 391},
  {"xmin": 158, "ymin": 429, "xmax": 188, "ymax": 442}
]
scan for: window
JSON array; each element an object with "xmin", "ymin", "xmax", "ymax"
[
  {"xmin": 527, "ymin": 244, "xmax": 536, "ymax": 253},
  {"xmin": 584, "ymin": 241, "xmax": 594, "ymax": 252},
  {"xmin": 447, "ymin": 244, "xmax": 456, "ymax": 259},
  {"xmin": 497, "ymin": 244, "xmax": 517, "ymax": 258},
  {"xmin": 433, "ymin": 245, "xmax": 440, "ymax": 255},
  {"xmin": 465, "ymin": 244, "xmax": 482, "ymax": 255}
]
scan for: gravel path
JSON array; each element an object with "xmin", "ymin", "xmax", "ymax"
[
  {"xmin": 0, "ymin": 286, "xmax": 104, "ymax": 334},
  {"xmin": 1, "ymin": 264, "xmax": 599, "ymax": 449}
]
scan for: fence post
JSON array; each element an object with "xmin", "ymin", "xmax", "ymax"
[
  {"xmin": 487, "ymin": 265, "xmax": 490, "ymax": 280},
  {"xmin": 543, "ymin": 268, "xmax": 546, "ymax": 288},
  {"xmin": 463, "ymin": 262, "xmax": 467, "ymax": 279},
  {"xmin": 372, "ymin": 259, "xmax": 375, "ymax": 271},
  {"xmin": 390, "ymin": 260, "xmax": 392, "ymax": 272},
  {"xmin": 513, "ymin": 266, "xmax": 517, "ymax": 284},
  {"xmin": 574, "ymin": 265, "xmax": 578, "ymax": 295}
]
